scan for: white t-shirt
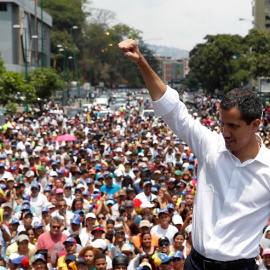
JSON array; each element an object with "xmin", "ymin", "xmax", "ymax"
[
  {"xmin": 30, "ymin": 193, "xmax": 48, "ymax": 216},
  {"xmin": 135, "ymin": 192, "xmax": 157, "ymax": 203},
  {"xmin": 150, "ymin": 224, "xmax": 178, "ymax": 245}
]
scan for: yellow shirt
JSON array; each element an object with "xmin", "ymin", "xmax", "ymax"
[{"xmin": 6, "ymin": 242, "xmax": 36, "ymax": 263}]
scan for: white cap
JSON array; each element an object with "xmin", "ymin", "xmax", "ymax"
[
  {"xmin": 91, "ymin": 239, "xmax": 106, "ymax": 250},
  {"xmin": 114, "ymin": 169, "xmax": 123, "ymax": 178},
  {"xmin": 49, "ymin": 171, "xmax": 58, "ymax": 177},
  {"xmin": 85, "ymin": 213, "xmax": 96, "ymax": 220},
  {"xmin": 172, "ymin": 215, "xmax": 183, "ymax": 225},
  {"xmin": 185, "ymin": 224, "xmax": 192, "ymax": 234},
  {"xmin": 116, "ymin": 147, "xmax": 122, "ymax": 152},
  {"xmin": 140, "ymin": 201, "xmax": 155, "ymax": 209}
]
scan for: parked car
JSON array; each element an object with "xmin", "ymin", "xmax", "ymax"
[{"xmin": 67, "ymin": 108, "xmax": 83, "ymax": 116}]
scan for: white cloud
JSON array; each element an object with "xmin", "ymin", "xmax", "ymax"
[{"xmin": 91, "ymin": 0, "xmax": 253, "ymax": 51}]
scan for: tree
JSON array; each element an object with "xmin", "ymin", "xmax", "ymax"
[
  {"xmin": 245, "ymin": 29, "xmax": 270, "ymax": 79},
  {"xmin": 188, "ymin": 34, "xmax": 250, "ymax": 93},
  {"xmin": 28, "ymin": 67, "xmax": 65, "ymax": 100},
  {"xmin": 0, "ymin": 71, "xmax": 35, "ymax": 106},
  {"xmin": 0, "ymin": 52, "xmax": 6, "ymax": 75}
]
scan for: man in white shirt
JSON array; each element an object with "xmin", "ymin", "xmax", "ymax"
[
  {"xmin": 150, "ymin": 209, "xmax": 178, "ymax": 245},
  {"xmin": 119, "ymin": 39, "xmax": 265, "ymax": 269},
  {"xmin": 135, "ymin": 180, "xmax": 157, "ymax": 203},
  {"xmin": 30, "ymin": 181, "xmax": 48, "ymax": 217}
]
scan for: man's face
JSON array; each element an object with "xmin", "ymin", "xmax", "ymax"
[
  {"xmin": 3, "ymin": 207, "xmax": 12, "ymax": 216},
  {"xmin": 64, "ymin": 242, "xmax": 76, "ymax": 254},
  {"xmin": 76, "ymin": 264, "xmax": 88, "ymax": 270},
  {"xmin": 105, "ymin": 177, "xmax": 113, "ymax": 187},
  {"xmin": 31, "ymin": 187, "xmax": 39, "ymax": 197},
  {"xmin": 159, "ymin": 241, "xmax": 170, "ymax": 253},
  {"xmin": 219, "ymin": 107, "xmax": 259, "ymax": 155},
  {"xmin": 50, "ymin": 221, "xmax": 61, "ymax": 237},
  {"xmin": 144, "ymin": 184, "xmax": 152, "ymax": 195},
  {"xmin": 95, "ymin": 258, "xmax": 107, "ymax": 270},
  {"xmin": 57, "ymin": 201, "xmax": 67, "ymax": 214},
  {"xmin": 114, "ymin": 264, "xmax": 127, "ymax": 270},
  {"xmin": 159, "ymin": 214, "xmax": 169, "ymax": 228},
  {"xmin": 71, "ymin": 223, "xmax": 80, "ymax": 233},
  {"xmin": 263, "ymin": 254, "xmax": 270, "ymax": 267},
  {"xmin": 185, "ymin": 195, "xmax": 194, "ymax": 206},
  {"xmin": 161, "ymin": 261, "xmax": 172, "ymax": 270}
]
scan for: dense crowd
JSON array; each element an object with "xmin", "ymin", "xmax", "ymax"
[{"xmin": 0, "ymin": 92, "xmax": 269, "ymax": 270}]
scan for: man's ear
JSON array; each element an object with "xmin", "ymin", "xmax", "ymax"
[{"xmin": 252, "ymin": 119, "xmax": 261, "ymax": 132}]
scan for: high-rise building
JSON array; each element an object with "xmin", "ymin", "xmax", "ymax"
[
  {"xmin": 0, "ymin": 0, "xmax": 52, "ymax": 73},
  {"xmin": 253, "ymin": 0, "xmax": 270, "ymax": 30}
]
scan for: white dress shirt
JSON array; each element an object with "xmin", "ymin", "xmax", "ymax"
[{"xmin": 153, "ymin": 86, "xmax": 270, "ymax": 261}]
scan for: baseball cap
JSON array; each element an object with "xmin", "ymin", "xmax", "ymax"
[
  {"xmin": 143, "ymin": 180, "xmax": 152, "ymax": 187},
  {"xmin": 91, "ymin": 239, "xmax": 107, "ymax": 250},
  {"xmin": 121, "ymin": 243, "xmax": 134, "ymax": 254},
  {"xmin": 85, "ymin": 213, "xmax": 96, "ymax": 220},
  {"xmin": 75, "ymin": 257, "xmax": 87, "ymax": 266},
  {"xmin": 44, "ymin": 186, "xmax": 51, "ymax": 192},
  {"xmin": 55, "ymin": 188, "xmax": 64, "ymax": 194},
  {"xmin": 114, "ymin": 223, "xmax": 124, "ymax": 233},
  {"xmin": 118, "ymin": 189, "xmax": 126, "ymax": 196},
  {"xmin": 124, "ymin": 201, "xmax": 134, "ymax": 208},
  {"xmin": 64, "ymin": 237, "xmax": 77, "ymax": 244},
  {"xmin": 106, "ymin": 200, "xmax": 115, "ymax": 205},
  {"xmin": 33, "ymin": 222, "xmax": 43, "ymax": 229},
  {"xmin": 66, "ymin": 254, "xmax": 77, "ymax": 262},
  {"xmin": 23, "ymin": 211, "xmax": 33, "ymax": 218},
  {"xmin": 138, "ymin": 262, "xmax": 152, "ymax": 270},
  {"xmin": 140, "ymin": 201, "xmax": 154, "ymax": 209},
  {"xmin": 263, "ymin": 248, "xmax": 270, "ymax": 256},
  {"xmin": 91, "ymin": 225, "xmax": 105, "ymax": 234},
  {"xmin": 167, "ymin": 203, "xmax": 174, "ymax": 210},
  {"xmin": 31, "ymin": 181, "xmax": 39, "ymax": 189},
  {"xmin": 86, "ymin": 178, "xmax": 94, "ymax": 184},
  {"xmin": 71, "ymin": 214, "xmax": 81, "ymax": 225},
  {"xmin": 139, "ymin": 220, "xmax": 151, "ymax": 228},
  {"xmin": 33, "ymin": 254, "xmax": 46, "ymax": 263},
  {"xmin": 2, "ymin": 202, "xmax": 12, "ymax": 209},
  {"xmin": 174, "ymin": 170, "xmax": 182, "ymax": 176},
  {"xmin": 172, "ymin": 251, "xmax": 184, "ymax": 259},
  {"xmin": 11, "ymin": 255, "xmax": 29, "ymax": 267},
  {"xmin": 158, "ymin": 209, "xmax": 170, "ymax": 216},
  {"xmin": 185, "ymin": 224, "xmax": 192, "ymax": 234},
  {"xmin": 21, "ymin": 204, "xmax": 30, "ymax": 211},
  {"xmin": 10, "ymin": 218, "xmax": 20, "ymax": 225},
  {"xmin": 114, "ymin": 169, "xmax": 123, "ymax": 177},
  {"xmin": 17, "ymin": 235, "xmax": 30, "ymax": 243},
  {"xmin": 172, "ymin": 215, "xmax": 183, "ymax": 225},
  {"xmin": 154, "ymin": 253, "xmax": 171, "ymax": 267},
  {"xmin": 49, "ymin": 171, "xmax": 58, "ymax": 177}
]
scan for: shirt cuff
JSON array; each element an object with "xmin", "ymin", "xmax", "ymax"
[{"xmin": 152, "ymin": 86, "xmax": 180, "ymax": 117}]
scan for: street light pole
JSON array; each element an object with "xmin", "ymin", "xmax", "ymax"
[
  {"xmin": 41, "ymin": 0, "xmax": 44, "ymax": 67},
  {"xmin": 239, "ymin": 18, "xmax": 261, "ymax": 30},
  {"xmin": 70, "ymin": 26, "xmax": 81, "ymax": 107}
]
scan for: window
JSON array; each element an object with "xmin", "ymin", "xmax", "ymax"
[
  {"xmin": 266, "ymin": 15, "xmax": 270, "ymax": 20},
  {"xmin": 266, "ymin": 0, "xmax": 270, "ymax": 4},
  {"xmin": 265, "ymin": 24, "xmax": 270, "ymax": 28},
  {"xmin": 0, "ymin": 3, "xmax": 7, "ymax": 11}
]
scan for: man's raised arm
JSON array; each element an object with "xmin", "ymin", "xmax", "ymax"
[{"xmin": 118, "ymin": 39, "xmax": 167, "ymax": 101}]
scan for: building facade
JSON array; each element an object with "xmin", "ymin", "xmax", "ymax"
[
  {"xmin": 253, "ymin": 0, "xmax": 270, "ymax": 30},
  {"xmin": 0, "ymin": 0, "xmax": 52, "ymax": 73}
]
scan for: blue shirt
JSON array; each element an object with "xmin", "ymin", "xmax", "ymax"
[{"xmin": 100, "ymin": 184, "xmax": 120, "ymax": 195}]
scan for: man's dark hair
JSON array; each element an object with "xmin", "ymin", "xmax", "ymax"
[
  {"xmin": 220, "ymin": 88, "xmax": 263, "ymax": 125},
  {"xmin": 94, "ymin": 253, "xmax": 106, "ymax": 262}
]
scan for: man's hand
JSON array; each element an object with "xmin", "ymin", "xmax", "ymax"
[{"xmin": 118, "ymin": 39, "xmax": 141, "ymax": 64}]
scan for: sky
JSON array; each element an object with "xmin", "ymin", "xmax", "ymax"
[{"xmin": 91, "ymin": 0, "xmax": 254, "ymax": 52}]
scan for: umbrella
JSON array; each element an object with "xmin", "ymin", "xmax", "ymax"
[{"xmin": 54, "ymin": 134, "xmax": 77, "ymax": 142}]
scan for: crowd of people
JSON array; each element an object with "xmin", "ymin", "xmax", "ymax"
[{"xmin": 0, "ymin": 85, "xmax": 269, "ymax": 270}]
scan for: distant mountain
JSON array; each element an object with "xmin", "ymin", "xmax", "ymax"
[{"xmin": 146, "ymin": 44, "xmax": 189, "ymax": 59}]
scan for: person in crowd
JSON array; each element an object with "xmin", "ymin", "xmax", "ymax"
[{"xmin": 78, "ymin": 246, "xmax": 101, "ymax": 270}]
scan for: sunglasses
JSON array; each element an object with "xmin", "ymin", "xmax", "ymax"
[
  {"xmin": 51, "ymin": 225, "xmax": 60, "ymax": 229},
  {"xmin": 160, "ymin": 242, "xmax": 169, "ymax": 246},
  {"xmin": 98, "ymin": 217, "xmax": 105, "ymax": 220},
  {"xmin": 172, "ymin": 258, "xmax": 181, "ymax": 261}
]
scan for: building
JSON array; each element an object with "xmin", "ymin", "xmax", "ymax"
[
  {"xmin": 0, "ymin": 0, "xmax": 52, "ymax": 74},
  {"xmin": 253, "ymin": 0, "xmax": 270, "ymax": 30},
  {"xmin": 156, "ymin": 56, "xmax": 190, "ymax": 86}
]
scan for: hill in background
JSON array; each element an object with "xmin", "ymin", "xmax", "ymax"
[{"xmin": 146, "ymin": 44, "xmax": 189, "ymax": 59}]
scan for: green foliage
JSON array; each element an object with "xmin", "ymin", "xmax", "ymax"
[
  {"xmin": 0, "ymin": 71, "xmax": 35, "ymax": 105},
  {"xmin": 28, "ymin": 68, "xmax": 66, "ymax": 99},
  {"xmin": 188, "ymin": 34, "xmax": 250, "ymax": 92},
  {"xmin": 0, "ymin": 52, "xmax": 6, "ymax": 75}
]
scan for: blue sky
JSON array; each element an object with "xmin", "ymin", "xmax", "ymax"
[{"xmin": 91, "ymin": 0, "xmax": 253, "ymax": 51}]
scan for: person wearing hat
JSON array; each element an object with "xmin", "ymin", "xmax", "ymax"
[
  {"xmin": 32, "ymin": 254, "xmax": 47, "ymax": 270},
  {"xmin": 24, "ymin": 170, "xmax": 35, "ymax": 194},
  {"xmin": 91, "ymin": 225, "xmax": 105, "ymax": 242},
  {"xmin": 79, "ymin": 213, "xmax": 97, "ymax": 247},
  {"xmin": 112, "ymin": 255, "xmax": 129, "ymax": 270},
  {"xmin": 135, "ymin": 180, "xmax": 157, "ymax": 204},
  {"xmin": 111, "ymin": 190, "xmax": 127, "ymax": 221},
  {"xmin": 150, "ymin": 209, "xmax": 177, "ymax": 245},
  {"xmin": 153, "ymin": 253, "xmax": 172, "ymax": 270},
  {"xmin": 260, "ymin": 248, "xmax": 270, "ymax": 269},
  {"xmin": 100, "ymin": 172, "xmax": 120, "ymax": 195},
  {"xmin": 30, "ymin": 181, "xmax": 48, "ymax": 217},
  {"xmin": 171, "ymin": 251, "xmax": 185, "ymax": 270},
  {"xmin": 9, "ymin": 218, "xmax": 20, "ymax": 243},
  {"xmin": 1, "ymin": 202, "xmax": 13, "ymax": 225},
  {"xmin": 108, "ymin": 224, "xmax": 129, "ymax": 258},
  {"xmin": 10, "ymin": 254, "xmax": 30, "ymax": 269},
  {"xmin": 14, "ymin": 234, "xmax": 36, "ymax": 263},
  {"xmin": 18, "ymin": 211, "xmax": 33, "ymax": 233},
  {"xmin": 113, "ymin": 169, "xmax": 123, "ymax": 188},
  {"xmin": 75, "ymin": 257, "xmax": 88, "ymax": 270}
]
